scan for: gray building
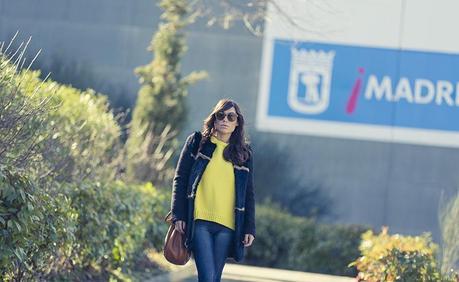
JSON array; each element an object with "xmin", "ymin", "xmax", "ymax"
[{"xmin": 1, "ymin": 0, "xmax": 457, "ymax": 242}]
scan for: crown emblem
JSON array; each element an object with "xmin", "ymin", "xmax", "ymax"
[
  {"xmin": 291, "ymin": 49, "xmax": 336, "ymax": 66},
  {"xmin": 288, "ymin": 48, "xmax": 336, "ymax": 114}
]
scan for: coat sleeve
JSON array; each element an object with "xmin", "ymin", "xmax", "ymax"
[
  {"xmin": 170, "ymin": 132, "xmax": 199, "ymax": 224},
  {"xmin": 243, "ymin": 154, "xmax": 256, "ymax": 237}
]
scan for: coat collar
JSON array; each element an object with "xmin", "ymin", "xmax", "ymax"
[
  {"xmin": 199, "ymin": 136, "xmax": 217, "ymax": 159},
  {"xmin": 196, "ymin": 136, "xmax": 250, "ymax": 172}
]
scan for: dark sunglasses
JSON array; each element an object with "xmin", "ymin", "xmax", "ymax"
[{"xmin": 215, "ymin": 111, "xmax": 238, "ymax": 122}]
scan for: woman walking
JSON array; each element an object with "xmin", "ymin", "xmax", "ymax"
[{"xmin": 169, "ymin": 99, "xmax": 256, "ymax": 282}]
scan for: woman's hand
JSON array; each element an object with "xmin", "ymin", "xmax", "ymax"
[
  {"xmin": 175, "ymin": 220, "xmax": 186, "ymax": 234},
  {"xmin": 242, "ymin": 234, "xmax": 255, "ymax": 247}
]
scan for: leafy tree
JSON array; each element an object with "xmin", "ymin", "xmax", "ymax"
[{"xmin": 126, "ymin": 0, "xmax": 206, "ymax": 186}]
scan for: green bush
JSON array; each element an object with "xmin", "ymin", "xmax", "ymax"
[
  {"xmin": 244, "ymin": 202, "xmax": 367, "ymax": 276},
  {"xmin": 0, "ymin": 175, "xmax": 169, "ymax": 281},
  {"xmin": 244, "ymin": 202, "xmax": 308, "ymax": 268},
  {"xmin": 0, "ymin": 166, "xmax": 77, "ymax": 281},
  {"xmin": 0, "ymin": 53, "xmax": 122, "ymax": 183},
  {"xmin": 63, "ymin": 181, "xmax": 169, "ymax": 277},
  {"xmin": 0, "ymin": 56, "xmax": 53, "ymax": 175},
  {"xmin": 293, "ymin": 223, "xmax": 367, "ymax": 276},
  {"xmin": 18, "ymin": 70, "xmax": 122, "ymax": 182},
  {"xmin": 351, "ymin": 228, "xmax": 458, "ymax": 282},
  {"xmin": 1, "ymin": 46, "xmax": 170, "ymax": 280}
]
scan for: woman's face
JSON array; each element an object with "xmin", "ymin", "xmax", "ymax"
[{"xmin": 213, "ymin": 107, "xmax": 239, "ymax": 136}]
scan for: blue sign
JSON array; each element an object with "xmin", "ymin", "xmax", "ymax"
[{"xmin": 257, "ymin": 39, "xmax": 459, "ymax": 147}]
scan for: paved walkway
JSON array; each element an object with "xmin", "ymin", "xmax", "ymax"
[
  {"xmin": 217, "ymin": 263, "xmax": 355, "ymax": 282},
  {"xmin": 152, "ymin": 260, "xmax": 355, "ymax": 282}
]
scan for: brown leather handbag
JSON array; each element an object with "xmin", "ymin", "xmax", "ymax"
[{"xmin": 163, "ymin": 211, "xmax": 191, "ymax": 265}]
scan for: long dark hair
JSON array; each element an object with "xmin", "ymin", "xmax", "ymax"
[{"xmin": 200, "ymin": 99, "xmax": 251, "ymax": 165}]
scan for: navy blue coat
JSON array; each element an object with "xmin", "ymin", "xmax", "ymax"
[{"xmin": 170, "ymin": 131, "xmax": 255, "ymax": 262}]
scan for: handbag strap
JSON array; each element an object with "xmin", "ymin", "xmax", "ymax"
[{"xmin": 164, "ymin": 210, "xmax": 172, "ymax": 223}]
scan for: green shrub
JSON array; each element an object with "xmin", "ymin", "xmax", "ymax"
[
  {"xmin": 18, "ymin": 70, "xmax": 122, "ymax": 182},
  {"xmin": 381, "ymin": 249, "xmax": 441, "ymax": 281},
  {"xmin": 63, "ymin": 181, "xmax": 169, "ymax": 276},
  {"xmin": 1, "ymin": 45, "xmax": 170, "ymax": 280},
  {"xmin": 0, "ymin": 166, "xmax": 77, "ymax": 281},
  {"xmin": 351, "ymin": 228, "xmax": 458, "ymax": 282},
  {"xmin": 0, "ymin": 56, "xmax": 53, "ymax": 175},
  {"xmin": 293, "ymin": 223, "xmax": 367, "ymax": 276},
  {"xmin": 0, "ymin": 52, "xmax": 122, "ymax": 183},
  {"xmin": 244, "ymin": 202, "xmax": 367, "ymax": 276},
  {"xmin": 244, "ymin": 202, "xmax": 308, "ymax": 268},
  {"xmin": 0, "ymin": 170, "xmax": 169, "ymax": 281}
]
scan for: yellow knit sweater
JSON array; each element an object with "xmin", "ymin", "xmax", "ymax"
[{"xmin": 193, "ymin": 135, "xmax": 235, "ymax": 230}]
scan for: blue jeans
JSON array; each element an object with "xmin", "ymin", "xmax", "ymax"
[{"xmin": 192, "ymin": 219, "xmax": 235, "ymax": 282}]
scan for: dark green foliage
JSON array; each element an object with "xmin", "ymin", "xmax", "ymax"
[
  {"xmin": 0, "ymin": 166, "xmax": 77, "ymax": 281},
  {"xmin": 244, "ymin": 202, "xmax": 367, "ymax": 276},
  {"xmin": 0, "ymin": 46, "xmax": 168, "ymax": 280},
  {"xmin": 0, "ymin": 167, "xmax": 169, "ymax": 281},
  {"xmin": 62, "ymin": 181, "xmax": 169, "ymax": 278}
]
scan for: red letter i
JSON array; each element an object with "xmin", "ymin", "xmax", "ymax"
[{"xmin": 346, "ymin": 67, "xmax": 365, "ymax": 114}]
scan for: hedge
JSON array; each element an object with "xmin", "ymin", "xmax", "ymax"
[
  {"xmin": 1, "ymin": 53, "xmax": 122, "ymax": 184},
  {"xmin": 0, "ymin": 165, "xmax": 169, "ymax": 281},
  {"xmin": 0, "ymin": 166, "xmax": 76, "ymax": 281},
  {"xmin": 244, "ymin": 202, "xmax": 368, "ymax": 276}
]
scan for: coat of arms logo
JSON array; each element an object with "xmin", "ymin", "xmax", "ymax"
[{"xmin": 288, "ymin": 48, "xmax": 336, "ymax": 114}]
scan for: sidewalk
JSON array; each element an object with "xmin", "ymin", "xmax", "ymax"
[
  {"xmin": 151, "ymin": 260, "xmax": 355, "ymax": 282},
  {"xmin": 220, "ymin": 263, "xmax": 355, "ymax": 282}
]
